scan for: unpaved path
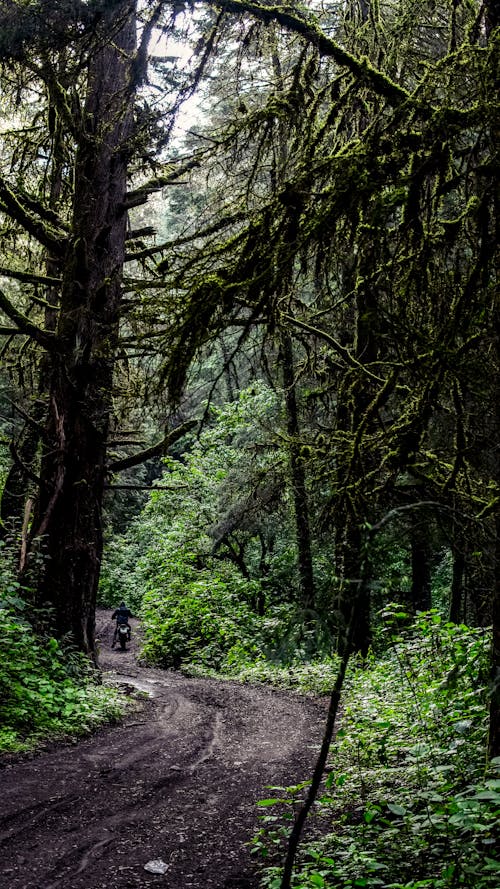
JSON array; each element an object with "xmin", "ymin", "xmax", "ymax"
[{"xmin": 0, "ymin": 611, "xmax": 326, "ymax": 889}]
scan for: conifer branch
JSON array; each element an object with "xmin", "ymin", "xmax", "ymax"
[
  {"xmin": 281, "ymin": 312, "xmax": 384, "ymax": 381},
  {"xmin": 214, "ymin": 0, "xmax": 410, "ymax": 104},
  {"xmin": 211, "ymin": 0, "xmax": 476, "ymax": 124},
  {"xmin": 0, "ymin": 288, "xmax": 59, "ymax": 351},
  {"xmin": 0, "ymin": 266, "xmax": 61, "ymax": 287},
  {"xmin": 108, "ymin": 419, "xmax": 198, "ymax": 473},
  {"xmin": 122, "ymin": 157, "xmax": 203, "ymax": 209},
  {"xmin": 0, "ymin": 177, "xmax": 65, "ymax": 254}
]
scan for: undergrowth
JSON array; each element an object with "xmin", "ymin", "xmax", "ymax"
[
  {"xmin": 184, "ymin": 654, "xmax": 342, "ymax": 697},
  {"xmin": 252, "ymin": 611, "xmax": 499, "ymax": 889},
  {"xmin": 0, "ymin": 595, "xmax": 125, "ymax": 755}
]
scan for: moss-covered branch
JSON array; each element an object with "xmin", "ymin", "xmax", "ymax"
[
  {"xmin": 0, "ymin": 266, "xmax": 61, "ymax": 288},
  {"xmin": 0, "ymin": 288, "xmax": 59, "ymax": 351},
  {"xmin": 108, "ymin": 419, "xmax": 198, "ymax": 473},
  {"xmin": 212, "ymin": 0, "xmax": 409, "ymax": 104},
  {"xmin": 123, "ymin": 157, "xmax": 203, "ymax": 210},
  {"xmin": 0, "ymin": 177, "xmax": 65, "ymax": 254}
]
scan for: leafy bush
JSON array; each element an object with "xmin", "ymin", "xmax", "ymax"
[
  {"xmin": 217, "ymin": 654, "xmax": 342, "ymax": 697},
  {"xmin": 140, "ymin": 559, "xmax": 265, "ymax": 669},
  {"xmin": 0, "ymin": 599, "xmax": 124, "ymax": 754},
  {"xmin": 255, "ymin": 613, "xmax": 498, "ymax": 889},
  {"xmin": 129, "ymin": 385, "xmax": 311, "ymax": 669},
  {"xmin": 138, "ymin": 516, "xmax": 339, "ymax": 675}
]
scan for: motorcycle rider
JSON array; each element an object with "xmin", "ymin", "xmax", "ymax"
[{"xmin": 111, "ymin": 601, "xmax": 132, "ymax": 648}]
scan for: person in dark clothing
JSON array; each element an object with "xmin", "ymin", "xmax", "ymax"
[{"xmin": 111, "ymin": 601, "xmax": 132, "ymax": 648}]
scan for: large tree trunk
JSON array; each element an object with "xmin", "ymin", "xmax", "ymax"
[
  {"xmin": 26, "ymin": 2, "xmax": 136, "ymax": 656},
  {"xmin": 490, "ymin": 304, "xmax": 500, "ymax": 758},
  {"xmin": 335, "ymin": 513, "xmax": 371, "ymax": 656},
  {"xmin": 491, "ymin": 502, "xmax": 500, "ymax": 759}
]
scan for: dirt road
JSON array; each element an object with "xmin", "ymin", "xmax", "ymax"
[{"xmin": 0, "ymin": 611, "xmax": 325, "ymax": 888}]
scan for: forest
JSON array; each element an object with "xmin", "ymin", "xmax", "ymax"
[{"xmin": 0, "ymin": 1, "xmax": 499, "ymax": 887}]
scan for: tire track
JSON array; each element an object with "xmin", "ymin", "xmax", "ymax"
[{"xmin": 0, "ymin": 795, "xmax": 81, "ymax": 847}]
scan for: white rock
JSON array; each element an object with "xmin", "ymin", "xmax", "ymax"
[{"xmin": 144, "ymin": 859, "xmax": 169, "ymax": 874}]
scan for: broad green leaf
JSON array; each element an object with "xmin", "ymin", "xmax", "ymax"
[
  {"xmin": 387, "ymin": 803, "xmax": 406, "ymax": 816},
  {"xmin": 257, "ymin": 798, "xmax": 283, "ymax": 807},
  {"xmin": 471, "ymin": 790, "xmax": 500, "ymax": 801},
  {"xmin": 484, "ymin": 858, "xmax": 500, "ymax": 871}
]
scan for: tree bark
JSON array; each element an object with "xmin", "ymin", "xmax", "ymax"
[
  {"xmin": 410, "ymin": 517, "xmax": 432, "ymax": 612},
  {"xmin": 490, "ymin": 499, "xmax": 500, "ymax": 758},
  {"xmin": 333, "ymin": 281, "xmax": 377, "ymax": 656},
  {"xmin": 281, "ymin": 331, "xmax": 315, "ymax": 611},
  {"xmin": 449, "ymin": 545, "xmax": 465, "ymax": 624},
  {"xmin": 26, "ymin": 1, "xmax": 136, "ymax": 656},
  {"xmin": 485, "ymin": 0, "xmax": 500, "ymax": 35},
  {"xmin": 490, "ymin": 289, "xmax": 500, "ymax": 757},
  {"xmin": 484, "ymin": 0, "xmax": 500, "ymax": 760}
]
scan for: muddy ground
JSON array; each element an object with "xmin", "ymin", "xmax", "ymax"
[{"xmin": 0, "ymin": 610, "xmax": 327, "ymax": 889}]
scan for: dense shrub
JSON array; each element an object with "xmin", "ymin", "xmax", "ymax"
[
  {"xmin": 0, "ymin": 598, "xmax": 124, "ymax": 754},
  {"xmin": 255, "ymin": 613, "xmax": 498, "ymax": 889},
  {"xmin": 140, "ymin": 558, "xmax": 265, "ymax": 669},
  {"xmin": 97, "ymin": 529, "xmax": 146, "ymax": 613}
]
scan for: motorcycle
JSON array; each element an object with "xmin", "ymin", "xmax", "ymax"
[{"xmin": 114, "ymin": 623, "xmax": 131, "ymax": 651}]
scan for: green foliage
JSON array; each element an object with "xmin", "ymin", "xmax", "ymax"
[
  {"xmin": 97, "ymin": 530, "xmax": 146, "ymax": 613},
  {"xmin": 0, "ymin": 592, "xmax": 124, "ymax": 754},
  {"xmin": 141, "ymin": 561, "xmax": 264, "ymax": 670},
  {"xmin": 255, "ymin": 614, "xmax": 497, "ymax": 889},
  {"xmin": 367, "ymin": 536, "xmax": 412, "ymax": 623},
  {"xmin": 131, "ymin": 390, "xmax": 276, "ymax": 668},
  {"xmin": 102, "ymin": 384, "xmax": 340, "ymax": 670},
  {"xmin": 431, "ymin": 550, "xmax": 453, "ymax": 613},
  {"xmin": 219, "ymin": 654, "xmax": 341, "ymax": 697}
]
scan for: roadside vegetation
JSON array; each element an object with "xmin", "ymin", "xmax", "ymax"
[
  {"xmin": 253, "ymin": 614, "xmax": 499, "ymax": 889},
  {"xmin": 2, "ymin": 379, "xmax": 498, "ymax": 884},
  {"xmin": 92, "ymin": 385, "xmax": 499, "ymax": 886},
  {"xmin": 0, "ymin": 555, "xmax": 124, "ymax": 755}
]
